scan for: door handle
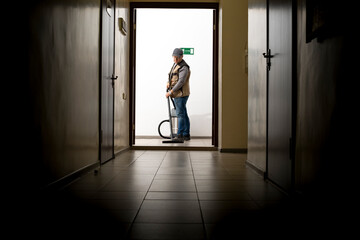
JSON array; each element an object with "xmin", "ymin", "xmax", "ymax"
[
  {"xmin": 263, "ymin": 49, "xmax": 273, "ymax": 71},
  {"xmin": 262, "ymin": 49, "xmax": 273, "ymax": 58},
  {"xmin": 262, "ymin": 53, "xmax": 273, "ymax": 58},
  {"xmin": 111, "ymin": 75, "xmax": 118, "ymax": 87}
]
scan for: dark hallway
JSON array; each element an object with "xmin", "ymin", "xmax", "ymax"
[{"xmin": 5, "ymin": 0, "xmax": 359, "ymax": 239}]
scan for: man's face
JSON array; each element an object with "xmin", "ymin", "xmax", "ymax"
[{"xmin": 173, "ymin": 55, "xmax": 183, "ymax": 64}]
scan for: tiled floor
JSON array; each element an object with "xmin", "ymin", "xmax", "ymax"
[{"xmin": 33, "ymin": 150, "xmax": 299, "ymax": 239}]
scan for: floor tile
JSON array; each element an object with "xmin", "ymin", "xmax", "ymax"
[
  {"xmin": 140, "ymin": 200, "xmax": 200, "ymax": 210},
  {"xmin": 246, "ymin": 185, "xmax": 288, "ymax": 201},
  {"xmin": 194, "ymin": 175, "xmax": 238, "ymax": 180},
  {"xmin": 101, "ymin": 182, "xmax": 152, "ymax": 192},
  {"xmin": 160, "ymin": 161, "xmax": 192, "ymax": 168},
  {"xmin": 134, "ymin": 209, "xmax": 203, "ymax": 223},
  {"xmin": 128, "ymin": 223, "xmax": 206, "ymax": 239},
  {"xmin": 129, "ymin": 160, "xmax": 163, "ymax": 167},
  {"xmin": 88, "ymin": 199, "xmax": 144, "ymax": 210},
  {"xmin": 109, "ymin": 173, "xmax": 155, "ymax": 180},
  {"xmin": 154, "ymin": 174, "xmax": 194, "ymax": 180},
  {"xmin": 199, "ymin": 200, "xmax": 259, "ymax": 210},
  {"xmin": 149, "ymin": 179, "xmax": 196, "ymax": 192},
  {"xmin": 89, "ymin": 191, "xmax": 147, "ymax": 200},
  {"xmin": 123, "ymin": 167, "xmax": 159, "ymax": 175},
  {"xmin": 193, "ymin": 169, "xmax": 230, "ymax": 176},
  {"xmin": 157, "ymin": 168, "xmax": 193, "ymax": 175},
  {"xmin": 146, "ymin": 192, "xmax": 197, "ymax": 200},
  {"xmin": 195, "ymin": 181, "xmax": 248, "ymax": 192},
  {"xmin": 107, "ymin": 209, "xmax": 139, "ymax": 223},
  {"xmin": 197, "ymin": 192, "xmax": 252, "ymax": 201}
]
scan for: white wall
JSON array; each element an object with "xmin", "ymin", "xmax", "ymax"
[{"xmin": 135, "ymin": 8, "xmax": 213, "ymax": 137}]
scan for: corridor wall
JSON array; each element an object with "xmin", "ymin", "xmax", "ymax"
[{"xmin": 24, "ymin": 0, "xmax": 102, "ymax": 187}]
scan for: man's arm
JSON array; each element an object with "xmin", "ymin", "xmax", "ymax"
[{"xmin": 171, "ymin": 66, "xmax": 189, "ymax": 92}]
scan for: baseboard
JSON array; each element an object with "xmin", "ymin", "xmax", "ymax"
[
  {"xmin": 46, "ymin": 147, "xmax": 131, "ymax": 192},
  {"xmin": 220, "ymin": 148, "xmax": 247, "ymax": 153},
  {"xmin": 245, "ymin": 161, "xmax": 291, "ymax": 196},
  {"xmin": 115, "ymin": 146, "xmax": 131, "ymax": 156},
  {"xmin": 245, "ymin": 160, "xmax": 266, "ymax": 178},
  {"xmin": 45, "ymin": 161, "xmax": 100, "ymax": 192}
]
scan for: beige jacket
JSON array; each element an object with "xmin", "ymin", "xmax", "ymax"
[{"xmin": 168, "ymin": 60, "xmax": 191, "ymax": 98}]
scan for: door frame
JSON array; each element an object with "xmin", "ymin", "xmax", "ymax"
[{"xmin": 129, "ymin": 2, "xmax": 219, "ymax": 147}]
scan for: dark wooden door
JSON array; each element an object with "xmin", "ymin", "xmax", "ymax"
[
  {"xmin": 248, "ymin": 0, "xmax": 267, "ymax": 170},
  {"xmin": 100, "ymin": 0, "xmax": 115, "ymax": 164},
  {"xmin": 267, "ymin": 0, "xmax": 294, "ymax": 191}
]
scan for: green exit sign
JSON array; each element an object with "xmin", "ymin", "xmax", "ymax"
[{"xmin": 181, "ymin": 48, "xmax": 194, "ymax": 55}]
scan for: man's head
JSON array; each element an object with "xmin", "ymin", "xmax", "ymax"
[{"xmin": 172, "ymin": 48, "xmax": 183, "ymax": 64}]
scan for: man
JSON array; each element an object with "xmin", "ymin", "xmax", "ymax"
[{"xmin": 166, "ymin": 48, "xmax": 191, "ymax": 141}]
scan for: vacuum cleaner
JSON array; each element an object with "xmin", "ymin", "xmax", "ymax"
[{"xmin": 158, "ymin": 90, "xmax": 184, "ymax": 143}]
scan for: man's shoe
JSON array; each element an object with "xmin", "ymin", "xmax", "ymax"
[
  {"xmin": 174, "ymin": 134, "xmax": 184, "ymax": 140},
  {"xmin": 184, "ymin": 135, "xmax": 191, "ymax": 141}
]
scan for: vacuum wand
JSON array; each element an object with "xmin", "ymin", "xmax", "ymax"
[
  {"xmin": 162, "ymin": 88, "xmax": 184, "ymax": 143},
  {"xmin": 166, "ymin": 90, "xmax": 174, "ymax": 139}
]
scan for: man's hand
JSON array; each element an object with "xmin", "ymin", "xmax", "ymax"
[{"xmin": 165, "ymin": 91, "xmax": 172, "ymax": 98}]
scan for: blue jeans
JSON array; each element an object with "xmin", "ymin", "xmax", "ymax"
[{"xmin": 174, "ymin": 96, "xmax": 190, "ymax": 136}]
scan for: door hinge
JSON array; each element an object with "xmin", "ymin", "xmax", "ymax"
[
  {"xmin": 100, "ymin": 130, "xmax": 103, "ymax": 145},
  {"xmin": 133, "ymin": 23, "xmax": 136, "ymax": 30}
]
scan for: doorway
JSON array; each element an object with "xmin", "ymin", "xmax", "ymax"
[{"xmin": 130, "ymin": 3, "xmax": 219, "ymax": 148}]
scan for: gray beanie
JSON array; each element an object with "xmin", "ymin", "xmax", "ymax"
[{"xmin": 172, "ymin": 48, "xmax": 183, "ymax": 57}]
